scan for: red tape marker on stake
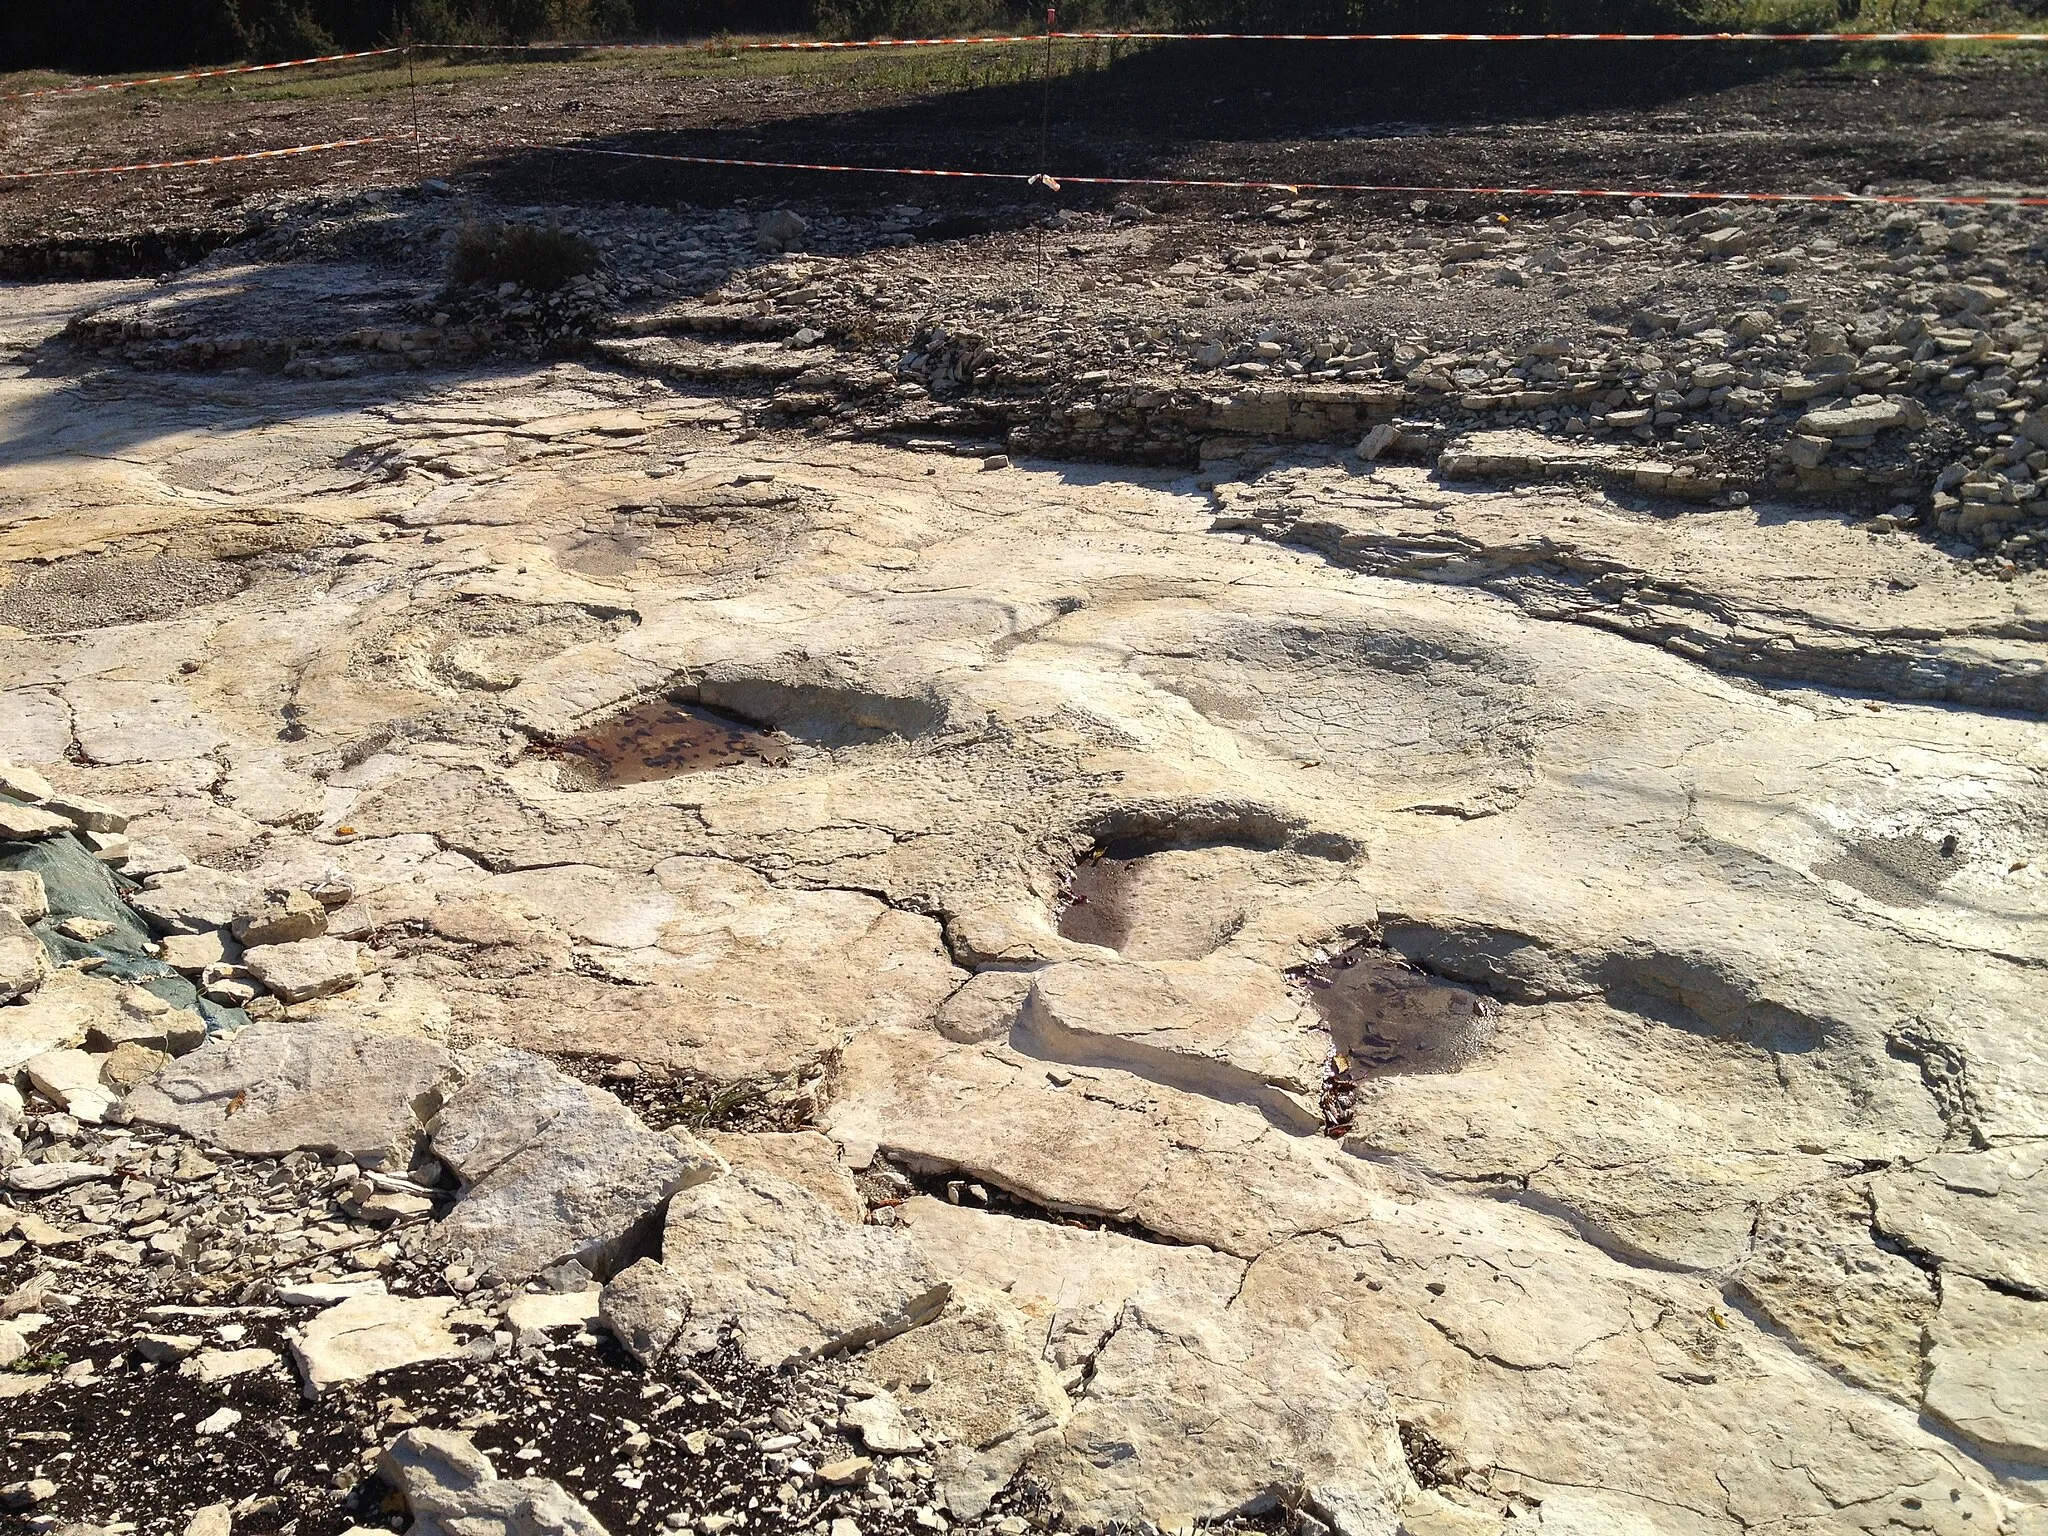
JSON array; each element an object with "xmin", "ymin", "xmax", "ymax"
[
  {"xmin": 0, "ymin": 135, "xmax": 397, "ymax": 182},
  {"xmin": 538, "ymin": 142, "xmax": 2048, "ymax": 208},
  {"xmin": 3, "ymin": 47, "xmax": 405, "ymax": 101}
]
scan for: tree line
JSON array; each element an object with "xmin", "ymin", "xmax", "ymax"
[{"xmin": 5, "ymin": 0, "xmax": 2036, "ymax": 74}]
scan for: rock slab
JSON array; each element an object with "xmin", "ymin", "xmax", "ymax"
[
  {"xmin": 126, "ymin": 1018, "xmax": 454, "ymax": 1168},
  {"xmin": 1923, "ymin": 1275, "xmax": 2048, "ymax": 1466},
  {"xmin": 602, "ymin": 1164, "xmax": 949, "ymax": 1367},
  {"xmin": 244, "ymin": 936, "xmax": 363, "ymax": 1003},
  {"xmin": 377, "ymin": 1427, "xmax": 608, "ymax": 1536},
  {"xmin": 427, "ymin": 1047, "xmax": 721, "ymax": 1282},
  {"xmin": 290, "ymin": 1294, "xmax": 462, "ymax": 1397}
]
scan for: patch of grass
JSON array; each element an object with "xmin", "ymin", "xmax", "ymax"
[
  {"xmin": 231, "ymin": 59, "xmax": 525, "ymax": 100},
  {"xmin": 672, "ymin": 34, "xmax": 1142, "ymax": 92},
  {"xmin": 450, "ymin": 218, "xmax": 600, "ymax": 289},
  {"xmin": 6, "ymin": 1352, "xmax": 70, "ymax": 1374},
  {"xmin": 1693, "ymin": 0, "xmax": 2048, "ymax": 30}
]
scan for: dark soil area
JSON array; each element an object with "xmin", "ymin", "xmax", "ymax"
[
  {"xmin": 0, "ymin": 1277, "xmax": 927, "ymax": 1536},
  {"xmin": 4, "ymin": 41, "xmax": 2046, "ymax": 248}
]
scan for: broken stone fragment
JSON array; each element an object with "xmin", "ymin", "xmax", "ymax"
[
  {"xmin": 40, "ymin": 790, "xmax": 127, "ymax": 834},
  {"xmin": 53, "ymin": 915, "xmax": 118, "ymax": 943},
  {"xmin": 243, "ymin": 936, "xmax": 363, "ymax": 1003},
  {"xmin": 278, "ymin": 1279, "xmax": 386, "ymax": 1306},
  {"xmin": 134, "ymin": 1333, "xmax": 203, "ymax": 1363},
  {"xmin": 23, "ymin": 1047, "xmax": 116, "ymax": 1123},
  {"xmin": 84, "ymin": 985, "xmax": 205, "ymax": 1056},
  {"xmin": 602, "ymin": 1163, "xmax": 949, "ymax": 1367},
  {"xmin": 290, "ymin": 1293, "xmax": 463, "ymax": 1397},
  {"xmin": 131, "ymin": 867, "xmax": 267, "ymax": 935},
  {"xmin": 351, "ymin": 1188, "xmax": 436, "ymax": 1224},
  {"xmin": 7, "ymin": 1160, "xmax": 114, "ymax": 1195},
  {"xmin": 504, "ymin": 1289, "xmax": 602, "ymax": 1333},
  {"xmin": 1697, "ymin": 226, "xmax": 1752, "ymax": 259},
  {"xmin": 231, "ymin": 888, "xmax": 327, "ymax": 947},
  {"xmin": 159, "ymin": 929, "xmax": 234, "ymax": 974},
  {"xmin": 377, "ymin": 1428, "xmax": 608, "ymax": 1536},
  {"xmin": 125, "ymin": 1018, "xmax": 454, "ymax": 1167},
  {"xmin": 306, "ymin": 872, "xmax": 356, "ymax": 909},
  {"xmin": 0, "ymin": 969, "xmax": 122, "ymax": 1073},
  {"xmin": 756, "ymin": 208, "xmax": 808, "ymax": 253},
  {"xmin": 120, "ymin": 842, "xmax": 189, "ymax": 880},
  {"xmin": 0, "ymin": 800, "xmax": 70, "ymax": 840},
  {"xmin": 82, "ymin": 830, "xmax": 129, "ymax": 864},
  {"xmin": 1783, "ymin": 434, "xmax": 1831, "ymax": 470},
  {"xmin": 1357, "ymin": 422, "xmax": 1401, "ymax": 461},
  {"xmin": 0, "ymin": 871, "xmax": 48, "ymax": 924},
  {"xmin": 1796, "ymin": 398, "xmax": 1924, "ymax": 437},
  {"xmin": 0, "ymin": 909, "xmax": 48, "ymax": 1003},
  {"xmin": 202, "ymin": 975, "xmax": 260, "ymax": 1008},
  {"xmin": 99, "ymin": 1041, "xmax": 171, "ymax": 1094},
  {"xmin": 180, "ymin": 1346, "xmax": 279, "ymax": 1384},
  {"xmin": 0, "ymin": 763, "xmax": 54, "ymax": 804},
  {"xmin": 842, "ymin": 1390, "xmax": 925, "ymax": 1455},
  {"xmin": 857, "ymin": 1286, "xmax": 1067, "ymax": 1515},
  {"xmin": 0, "ymin": 1478, "xmax": 57, "ymax": 1512},
  {"xmin": 425, "ymin": 1047, "xmax": 722, "ymax": 1283}
]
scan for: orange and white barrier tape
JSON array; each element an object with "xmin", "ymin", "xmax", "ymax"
[
  {"xmin": 0, "ymin": 134, "xmax": 396, "ymax": 182},
  {"xmin": 3, "ymin": 47, "xmax": 405, "ymax": 102},
  {"xmin": 545, "ymin": 142, "xmax": 2048, "ymax": 208},
  {"xmin": 421, "ymin": 28, "xmax": 2046, "ymax": 52},
  {"xmin": 10, "ymin": 128, "xmax": 2042, "ymax": 210},
  {"xmin": 426, "ymin": 36, "xmax": 1047, "ymax": 51},
  {"xmin": 1050, "ymin": 28, "xmax": 2048, "ymax": 43}
]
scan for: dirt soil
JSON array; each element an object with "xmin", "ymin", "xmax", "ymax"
[{"xmin": 5, "ymin": 42, "xmax": 2047, "ymax": 241}]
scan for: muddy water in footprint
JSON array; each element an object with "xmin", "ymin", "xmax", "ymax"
[
  {"xmin": 552, "ymin": 698, "xmax": 790, "ymax": 790},
  {"xmin": 1308, "ymin": 944, "xmax": 1493, "ymax": 1077}
]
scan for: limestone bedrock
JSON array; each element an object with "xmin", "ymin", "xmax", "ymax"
[{"xmin": 3, "ymin": 310, "xmax": 2046, "ymax": 1536}]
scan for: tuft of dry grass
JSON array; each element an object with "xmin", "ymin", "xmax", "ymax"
[{"xmin": 450, "ymin": 218, "xmax": 599, "ymax": 289}]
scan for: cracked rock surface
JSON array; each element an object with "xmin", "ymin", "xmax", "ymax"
[{"xmin": 3, "ymin": 249, "xmax": 2047, "ymax": 1536}]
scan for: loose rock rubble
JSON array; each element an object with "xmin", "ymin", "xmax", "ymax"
[{"xmin": 38, "ymin": 180, "xmax": 2048, "ymax": 567}]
